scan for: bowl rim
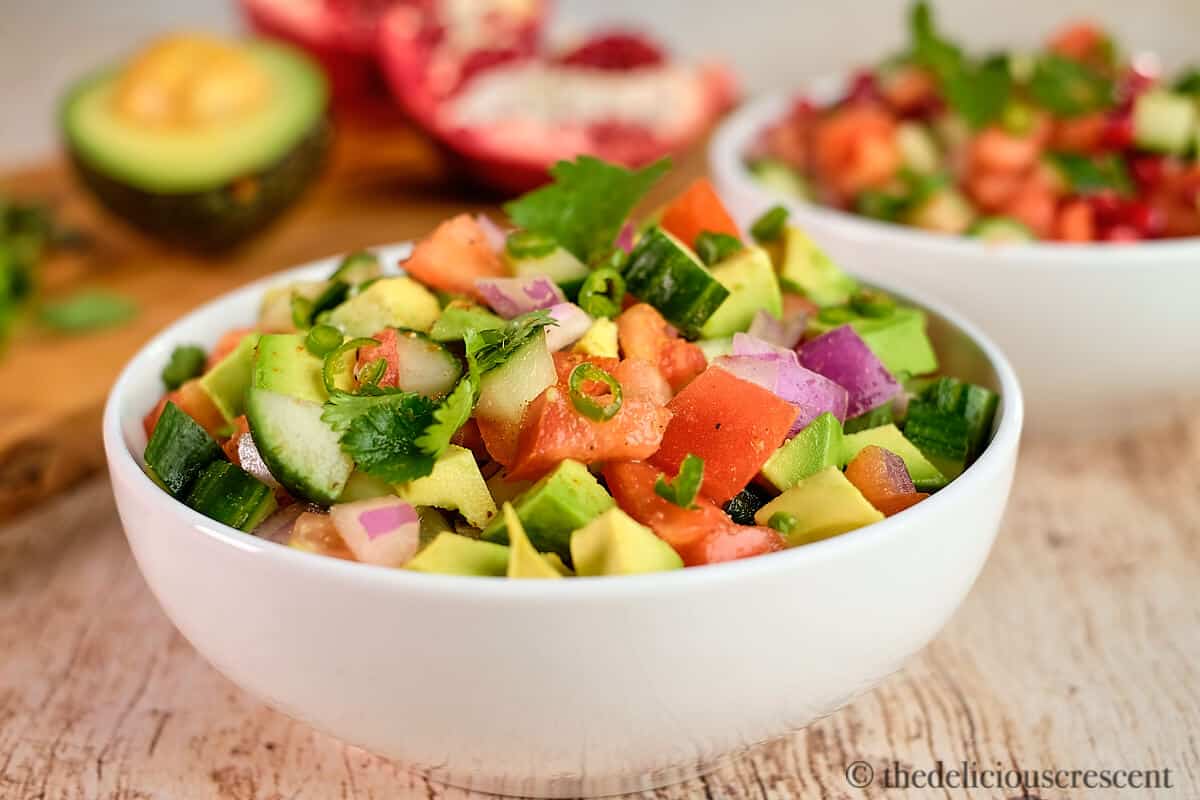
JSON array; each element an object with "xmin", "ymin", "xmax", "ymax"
[
  {"xmin": 710, "ymin": 85, "xmax": 1200, "ymax": 264},
  {"xmin": 103, "ymin": 243, "xmax": 1023, "ymax": 598}
]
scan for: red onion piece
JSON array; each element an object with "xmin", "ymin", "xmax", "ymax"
[
  {"xmin": 616, "ymin": 222, "xmax": 636, "ymax": 253},
  {"xmin": 798, "ymin": 326, "xmax": 901, "ymax": 418},
  {"xmin": 475, "ymin": 275, "xmax": 566, "ymax": 318},
  {"xmin": 330, "ymin": 497, "xmax": 421, "ymax": 567},
  {"xmin": 746, "ymin": 309, "xmax": 807, "ymax": 349},
  {"xmin": 475, "ymin": 213, "xmax": 508, "ymax": 253},
  {"xmin": 732, "ymin": 331, "xmax": 792, "ymax": 358},
  {"xmin": 237, "ymin": 433, "xmax": 279, "ymax": 489},
  {"xmin": 714, "ymin": 352, "xmax": 849, "ymax": 436},
  {"xmin": 544, "ymin": 302, "xmax": 593, "ymax": 351},
  {"xmin": 255, "ymin": 503, "xmax": 306, "ymax": 543}
]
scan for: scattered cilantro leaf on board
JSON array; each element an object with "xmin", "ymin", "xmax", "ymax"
[{"xmin": 40, "ymin": 290, "xmax": 137, "ymax": 333}]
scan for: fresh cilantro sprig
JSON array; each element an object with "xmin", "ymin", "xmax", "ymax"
[
  {"xmin": 1028, "ymin": 54, "xmax": 1114, "ymax": 117},
  {"xmin": 415, "ymin": 377, "xmax": 476, "ymax": 457},
  {"xmin": 908, "ymin": 1, "xmax": 1011, "ymax": 129},
  {"xmin": 504, "ymin": 156, "xmax": 670, "ymax": 263},
  {"xmin": 654, "ymin": 454, "xmax": 705, "ymax": 510},
  {"xmin": 322, "ymin": 387, "xmax": 439, "ymax": 483},
  {"xmin": 464, "ymin": 309, "xmax": 556, "ymax": 378}
]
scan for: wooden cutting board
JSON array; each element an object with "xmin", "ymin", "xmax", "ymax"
[{"xmin": 0, "ymin": 118, "xmax": 706, "ymax": 523}]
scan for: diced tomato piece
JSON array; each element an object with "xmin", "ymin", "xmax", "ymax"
[
  {"xmin": 507, "ymin": 385, "xmax": 671, "ymax": 481},
  {"xmin": 844, "ymin": 445, "xmax": 929, "ymax": 516},
  {"xmin": 603, "ymin": 461, "xmax": 784, "ymax": 566},
  {"xmin": 143, "ymin": 379, "xmax": 229, "ymax": 440},
  {"xmin": 1055, "ymin": 199, "xmax": 1096, "ymax": 243},
  {"xmin": 290, "ymin": 512, "xmax": 354, "ymax": 561},
  {"xmin": 612, "ymin": 358, "xmax": 672, "ymax": 406},
  {"xmin": 222, "ymin": 416, "xmax": 251, "ymax": 464},
  {"xmin": 477, "ymin": 416, "xmax": 520, "ymax": 467},
  {"xmin": 659, "ymin": 178, "xmax": 741, "ymax": 250},
  {"xmin": 1048, "ymin": 21, "xmax": 1107, "ymax": 63},
  {"xmin": 814, "ymin": 105, "xmax": 901, "ymax": 198},
  {"xmin": 402, "ymin": 214, "xmax": 506, "ymax": 297},
  {"xmin": 616, "ymin": 303, "xmax": 707, "ymax": 391},
  {"xmin": 650, "ymin": 367, "xmax": 797, "ymax": 504},
  {"xmin": 357, "ymin": 328, "xmax": 400, "ymax": 387},
  {"xmin": 207, "ymin": 327, "xmax": 257, "ymax": 370}
]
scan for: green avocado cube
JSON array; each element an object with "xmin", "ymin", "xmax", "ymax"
[
  {"xmin": 198, "ymin": 332, "xmax": 261, "ymax": 422},
  {"xmin": 481, "ymin": 459, "xmax": 614, "ymax": 560},
  {"xmin": 394, "ymin": 445, "xmax": 497, "ymax": 528},
  {"xmin": 503, "ymin": 504, "xmax": 563, "ymax": 579},
  {"xmin": 841, "ymin": 423, "xmax": 947, "ymax": 491},
  {"xmin": 328, "ymin": 276, "xmax": 441, "ymax": 337},
  {"xmin": 570, "ymin": 508, "xmax": 683, "ymax": 576},
  {"xmin": 856, "ymin": 307, "xmax": 939, "ymax": 377},
  {"xmin": 405, "ymin": 533, "xmax": 509, "ymax": 576},
  {"xmin": 253, "ymin": 333, "xmax": 329, "ymax": 403},
  {"xmin": 699, "ymin": 246, "xmax": 783, "ymax": 338},
  {"xmin": 760, "ymin": 412, "xmax": 845, "ymax": 492},
  {"xmin": 772, "ymin": 226, "xmax": 857, "ymax": 307},
  {"xmin": 754, "ymin": 466, "xmax": 884, "ymax": 547}
]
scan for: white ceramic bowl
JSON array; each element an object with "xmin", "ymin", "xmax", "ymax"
[
  {"xmin": 711, "ymin": 89, "xmax": 1200, "ymax": 435},
  {"xmin": 104, "ymin": 245, "xmax": 1022, "ymax": 797}
]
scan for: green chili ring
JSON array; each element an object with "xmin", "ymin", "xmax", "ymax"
[
  {"xmin": 577, "ymin": 267, "xmax": 626, "ymax": 319},
  {"xmin": 321, "ymin": 336, "xmax": 378, "ymax": 395},
  {"xmin": 568, "ymin": 362, "xmax": 623, "ymax": 421}
]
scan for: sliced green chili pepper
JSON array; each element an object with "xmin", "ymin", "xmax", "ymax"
[
  {"xmin": 305, "ymin": 324, "xmax": 343, "ymax": 357},
  {"xmin": 577, "ymin": 267, "xmax": 626, "ymax": 318},
  {"xmin": 567, "ymin": 362, "xmax": 623, "ymax": 421},
  {"xmin": 768, "ymin": 511, "xmax": 799, "ymax": 534},
  {"xmin": 322, "ymin": 336, "xmax": 378, "ymax": 395},
  {"xmin": 291, "ymin": 294, "xmax": 314, "ymax": 330},
  {"xmin": 849, "ymin": 289, "xmax": 896, "ymax": 319},
  {"xmin": 694, "ymin": 231, "xmax": 743, "ymax": 266},
  {"xmin": 818, "ymin": 305, "xmax": 858, "ymax": 325},
  {"xmin": 750, "ymin": 204, "xmax": 789, "ymax": 243},
  {"xmin": 506, "ymin": 230, "xmax": 557, "ymax": 259}
]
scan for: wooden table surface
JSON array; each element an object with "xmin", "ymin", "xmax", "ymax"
[{"xmin": 2, "ymin": 412, "xmax": 1197, "ymax": 799}]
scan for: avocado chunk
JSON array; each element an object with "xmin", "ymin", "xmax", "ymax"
[
  {"xmin": 502, "ymin": 504, "xmax": 563, "ymax": 579},
  {"xmin": 337, "ymin": 470, "xmax": 394, "ymax": 503},
  {"xmin": 198, "ymin": 332, "xmax": 260, "ymax": 422},
  {"xmin": 754, "ymin": 465, "xmax": 884, "ymax": 546},
  {"xmin": 570, "ymin": 508, "xmax": 683, "ymax": 576},
  {"xmin": 252, "ymin": 333, "xmax": 331, "ymax": 403},
  {"xmin": 60, "ymin": 38, "xmax": 329, "ymax": 250},
  {"xmin": 761, "ymin": 411, "xmax": 844, "ymax": 492},
  {"xmin": 481, "ymin": 459, "xmax": 615, "ymax": 561},
  {"xmin": 772, "ymin": 226, "xmax": 858, "ymax": 307},
  {"xmin": 699, "ymin": 246, "xmax": 783, "ymax": 339},
  {"xmin": 328, "ymin": 276, "xmax": 441, "ymax": 337},
  {"xmin": 258, "ymin": 280, "xmax": 326, "ymax": 332},
  {"xmin": 428, "ymin": 302, "xmax": 504, "ymax": 343},
  {"xmin": 573, "ymin": 317, "xmax": 619, "ymax": 358},
  {"xmin": 394, "ymin": 445, "xmax": 497, "ymax": 528},
  {"xmin": 406, "ymin": 532, "xmax": 509, "ymax": 577},
  {"xmin": 856, "ymin": 308, "xmax": 938, "ymax": 377},
  {"xmin": 841, "ymin": 423, "xmax": 947, "ymax": 491}
]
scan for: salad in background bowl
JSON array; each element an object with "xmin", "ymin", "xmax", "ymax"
[
  {"xmin": 711, "ymin": 2, "xmax": 1200, "ymax": 433},
  {"xmin": 104, "ymin": 158, "xmax": 1020, "ymax": 794}
]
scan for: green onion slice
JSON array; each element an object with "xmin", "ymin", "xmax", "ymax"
[
  {"xmin": 577, "ymin": 267, "xmax": 626, "ymax": 318},
  {"xmin": 567, "ymin": 362, "xmax": 623, "ymax": 421},
  {"xmin": 654, "ymin": 454, "xmax": 705, "ymax": 509},
  {"xmin": 321, "ymin": 336, "xmax": 377, "ymax": 395},
  {"xmin": 818, "ymin": 306, "xmax": 858, "ymax": 325},
  {"xmin": 750, "ymin": 205, "xmax": 789, "ymax": 243},
  {"xmin": 849, "ymin": 289, "xmax": 896, "ymax": 319},
  {"xmin": 290, "ymin": 294, "xmax": 314, "ymax": 330},
  {"xmin": 161, "ymin": 344, "xmax": 207, "ymax": 390},
  {"xmin": 768, "ymin": 511, "xmax": 799, "ymax": 534},
  {"xmin": 694, "ymin": 231, "xmax": 743, "ymax": 266}
]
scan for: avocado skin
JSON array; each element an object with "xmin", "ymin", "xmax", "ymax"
[{"xmin": 68, "ymin": 119, "xmax": 330, "ymax": 251}]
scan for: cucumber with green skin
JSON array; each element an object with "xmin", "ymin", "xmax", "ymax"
[
  {"xmin": 621, "ymin": 226, "xmax": 730, "ymax": 337},
  {"xmin": 245, "ymin": 387, "xmax": 353, "ymax": 505},
  {"xmin": 506, "ymin": 247, "xmax": 591, "ymax": 298},
  {"xmin": 391, "ymin": 329, "xmax": 462, "ymax": 397},
  {"xmin": 185, "ymin": 461, "xmax": 277, "ymax": 532},
  {"xmin": 144, "ymin": 402, "xmax": 223, "ymax": 497}
]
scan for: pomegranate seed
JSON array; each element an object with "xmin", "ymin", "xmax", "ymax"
[
  {"xmin": 559, "ymin": 32, "xmax": 665, "ymax": 71},
  {"xmin": 1089, "ymin": 190, "xmax": 1124, "ymax": 226},
  {"xmin": 1100, "ymin": 113, "xmax": 1134, "ymax": 150},
  {"xmin": 846, "ymin": 69, "xmax": 879, "ymax": 104},
  {"xmin": 1121, "ymin": 199, "xmax": 1166, "ymax": 237},
  {"xmin": 1129, "ymin": 155, "xmax": 1166, "ymax": 187},
  {"xmin": 1102, "ymin": 224, "xmax": 1142, "ymax": 242}
]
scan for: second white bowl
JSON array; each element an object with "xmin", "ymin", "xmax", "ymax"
[{"xmin": 711, "ymin": 89, "xmax": 1200, "ymax": 435}]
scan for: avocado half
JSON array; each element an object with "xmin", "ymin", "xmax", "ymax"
[{"xmin": 61, "ymin": 40, "xmax": 330, "ymax": 250}]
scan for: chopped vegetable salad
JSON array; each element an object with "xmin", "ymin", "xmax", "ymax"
[{"xmin": 141, "ymin": 156, "xmax": 999, "ymax": 578}]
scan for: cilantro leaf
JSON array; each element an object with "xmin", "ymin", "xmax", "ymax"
[
  {"xmin": 40, "ymin": 290, "xmax": 137, "ymax": 332},
  {"xmin": 1046, "ymin": 152, "xmax": 1132, "ymax": 196},
  {"xmin": 415, "ymin": 377, "xmax": 475, "ymax": 457},
  {"xmin": 908, "ymin": 1, "xmax": 1010, "ymax": 128},
  {"xmin": 323, "ymin": 389, "xmax": 439, "ymax": 484},
  {"xmin": 464, "ymin": 309, "xmax": 555, "ymax": 378},
  {"xmin": 1028, "ymin": 54, "xmax": 1114, "ymax": 117},
  {"xmin": 654, "ymin": 454, "xmax": 705, "ymax": 509},
  {"xmin": 504, "ymin": 156, "xmax": 670, "ymax": 263}
]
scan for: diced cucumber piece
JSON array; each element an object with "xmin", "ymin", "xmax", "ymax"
[
  {"xmin": 475, "ymin": 329, "xmax": 556, "ymax": 429},
  {"xmin": 844, "ymin": 403, "xmax": 895, "ymax": 434},
  {"xmin": 391, "ymin": 329, "xmax": 462, "ymax": 397},
  {"xmin": 481, "ymin": 459, "xmax": 614, "ymax": 561},
  {"xmin": 621, "ymin": 226, "xmax": 730, "ymax": 337},
  {"xmin": 968, "ymin": 216, "xmax": 1035, "ymax": 243},
  {"xmin": 429, "ymin": 302, "xmax": 504, "ymax": 343},
  {"xmin": 904, "ymin": 377, "xmax": 999, "ymax": 476},
  {"xmin": 185, "ymin": 461, "xmax": 277, "ymax": 532},
  {"xmin": 748, "ymin": 158, "xmax": 812, "ymax": 200},
  {"xmin": 144, "ymin": 401, "xmax": 223, "ymax": 497},
  {"xmin": 696, "ymin": 336, "xmax": 733, "ymax": 363},
  {"xmin": 1133, "ymin": 90, "xmax": 1199, "ymax": 155},
  {"xmin": 245, "ymin": 387, "xmax": 353, "ymax": 505},
  {"xmin": 901, "ymin": 407, "xmax": 970, "ymax": 481},
  {"xmin": 505, "ymin": 246, "xmax": 591, "ymax": 297},
  {"xmin": 329, "ymin": 251, "xmax": 382, "ymax": 285},
  {"xmin": 338, "ymin": 470, "xmax": 394, "ymax": 503}
]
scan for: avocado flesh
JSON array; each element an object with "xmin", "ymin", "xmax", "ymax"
[
  {"xmin": 327, "ymin": 277, "xmax": 441, "ymax": 337},
  {"xmin": 570, "ymin": 508, "xmax": 683, "ymax": 576},
  {"xmin": 253, "ymin": 333, "xmax": 331, "ymax": 403},
  {"xmin": 699, "ymin": 246, "xmax": 783, "ymax": 339},
  {"xmin": 198, "ymin": 332, "xmax": 260, "ymax": 422},
  {"xmin": 61, "ymin": 41, "xmax": 329, "ymax": 249},
  {"xmin": 773, "ymin": 226, "xmax": 858, "ymax": 307},
  {"xmin": 406, "ymin": 533, "xmax": 509, "ymax": 577},
  {"xmin": 394, "ymin": 445, "xmax": 498, "ymax": 529},
  {"xmin": 760, "ymin": 411, "xmax": 844, "ymax": 492},
  {"xmin": 503, "ymin": 504, "xmax": 563, "ymax": 579},
  {"xmin": 754, "ymin": 466, "xmax": 884, "ymax": 547}
]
